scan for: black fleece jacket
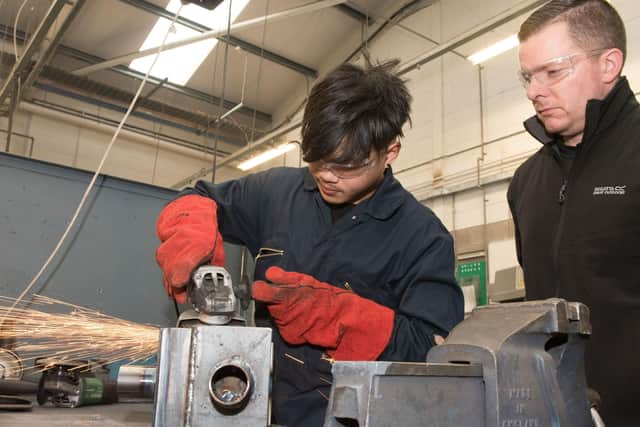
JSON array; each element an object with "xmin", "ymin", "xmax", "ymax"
[{"xmin": 507, "ymin": 77, "xmax": 640, "ymax": 426}]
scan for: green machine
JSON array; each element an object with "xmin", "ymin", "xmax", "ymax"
[{"xmin": 456, "ymin": 259, "xmax": 487, "ymax": 307}]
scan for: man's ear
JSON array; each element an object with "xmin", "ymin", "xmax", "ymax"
[
  {"xmin": 385, "ymin": 140, "xmax": 401, "ymax": 166},
  {"xmin": 600, "ymin": 48, "xmax": 624, "ymax": 84}
]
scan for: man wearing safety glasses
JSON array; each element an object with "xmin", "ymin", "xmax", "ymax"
[
  {"xmin": 507, "ymin": 1, "xmax": 639, "ymax": 425},
  {"xmin": 155, "ymin": 60, "xmax": 463, "ymax": 426}
]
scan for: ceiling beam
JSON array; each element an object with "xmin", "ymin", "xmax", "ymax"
[
  {"xmin": 0, "ymin": 0, "xmax": 68, "ymax": 107},
  {"xmin": 60, "ymin": 44, "xmax": 272, "ymax": 123},
  {"xmin": 0, "ymin": 25, "xmax": 272, "ymax": 123},
  {"xmin": 21, "ymin": 0, "xmax": 88, "ymax": 94},
  {"xmin": 118, "ymin": 0, "xmax": 318, "ymax": 78},
  {"xmin": 71, "ymin": 0, "xmax": 349, "ymax": 77},
  {"xmin": 334, "ymin": 4, "xmax": 373, "ymax": 25}
]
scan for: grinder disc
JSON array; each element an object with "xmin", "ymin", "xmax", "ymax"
[{"xmin": 0, "ymin": 349, "xmax": 23, "ymax": 380}]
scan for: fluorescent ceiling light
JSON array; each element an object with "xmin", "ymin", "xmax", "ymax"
[
  {"xmin": 237, "ymin": 143, "xmax": 298, "ymax": 171},
  {"xmin": 467, "ymin": 34, "xmax": 519, "ymax": 65},
  {"xmin": 130, "ymin": 0, "xmax": 249, "ymax": 85}
]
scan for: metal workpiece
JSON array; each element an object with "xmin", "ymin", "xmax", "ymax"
[
  {"xmin": 324, "ymin": 299, "xmax": 592, "ymax": 427},
  {"xmin": 153, "ymin": 326, "xmax": 272, "ymax": 427},
  {"xmin": 117, "ymin": 365, "xmax": 156, "ymax": 402}
]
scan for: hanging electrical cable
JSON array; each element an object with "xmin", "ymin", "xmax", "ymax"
[
  {"xmin": 219, "ymin": 51, "xmax": 250, "ymax": 144},
  {"xmin": 249, "ymin": 0, "xmax": 270, "ymax": 143},
  {"xmin": 210, "ymin": 0, "xmax": 233, "ymax": 184},
  {"xmin": 0, "ymin": 3, "xmax": 185, "ymax": 327},
  {"xmin": 5, "ymin": 0, "xmax": 26, "ymax": 152},
  {"xmin": 12, "ymin": 0, "xmax": 29, "ymax": 61},
  {"xmin": 201, "ymin": 18, "xmax": 221, "ymax": 174},
  {"xmin": 0, "ymin": 0, "xmax": 6, "ymax": 84}
]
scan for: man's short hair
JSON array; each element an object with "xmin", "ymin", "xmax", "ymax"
[
  {"xmin": 301, "ymin": 59, "xmax": 412, "ymax": 164},
  {"xmin": 519, "ymin": 0, "xmax": 626, "ymax": 62}
]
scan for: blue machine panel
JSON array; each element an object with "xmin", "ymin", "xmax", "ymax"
[{"xmin": 0, "ymin": 152, "xmax": 243, "ymax": 327}]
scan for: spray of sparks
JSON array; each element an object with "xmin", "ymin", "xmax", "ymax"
[{"xmin": 0, "ymin": 295, "xmax": 159, "ymax": 372}]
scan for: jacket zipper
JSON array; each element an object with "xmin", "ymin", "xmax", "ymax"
[
  {"xmin": 558, "ymin": 180, "xmax": 568, "ymax": 204},
  {"xmin": 551, "ymin": 128, "xmax": 584, "ymax": 297},
  {"xmin": 551, "ymin": 177, "xmax": 568, "ymax": 297}
]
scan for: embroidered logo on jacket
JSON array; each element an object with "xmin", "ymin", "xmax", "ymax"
[{"xmin": 593, "ymin": 185, "xmax": 626, "ymax": 196}]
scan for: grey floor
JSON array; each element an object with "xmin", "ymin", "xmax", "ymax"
[{"xmin": 0, "ymin": 399, "xmax": 154, "ymax": 426}]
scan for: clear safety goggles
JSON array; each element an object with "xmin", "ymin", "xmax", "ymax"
[
  {"xmin": 308, "ymin": 157, "xmax": 375, "ymax": 179},
  {"xmin": 518, "ymin": 48, "xmax": 609, "ymax": 89}
]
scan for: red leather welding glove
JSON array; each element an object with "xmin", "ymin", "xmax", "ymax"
[
  {"xmin": 155, "ymin": 194, "xmax": 225, "ymax": 304},
  {"xmin": 252, "ymin": 267, "xmax": 395, "ymax": 361}
]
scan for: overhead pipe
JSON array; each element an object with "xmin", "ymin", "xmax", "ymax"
[
  {"xmin": 414, "ymin": 150, "xmax": 537, "ymax": 203},
  {"xmin": 33, "ymin": 82, "xmax": 238, "ymax": 148},
  {"xmin": 18, "ymin": 101, "xmax": 224, "ymax": 161}
]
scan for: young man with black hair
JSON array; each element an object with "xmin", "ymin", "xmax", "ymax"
[
  {"xmin": 508, "ymin": 1, "xmax": 639, "ymax": 424},
  {"xmin": 156, "ymin": 60, "xmax": 463, "ymax": 426}
]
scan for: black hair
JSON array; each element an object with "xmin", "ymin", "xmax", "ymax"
[
  {"xmin": 301, "ymin": 59, "xmax": 412, "ymax": 164},
  {"xmin": 519, "ymin": 0, "xmax": 626, "ymax": 65}
]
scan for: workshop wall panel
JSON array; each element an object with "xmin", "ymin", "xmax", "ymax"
[
  {"xmin": 27, "ymin": 115, "xmax": 80, "ymax": 168},
  {"xmin": 614, "ymin": 0, "xmax": 640, "ymax": 22},
  {"xmin": 426, "ymin": 195, "xmax": 454, "ymax": 232},
  {"xmin": 0, "ymin": 152, "xmax": 245, "ymax": 328},
  {"xmin": 397, "ymin": 60, "xmax": 442, "ymax": 191},
  {"xmin": 453, "ymin": 188, "xmax": 484, "ymax": 230},
  {"xmin": 442, "ymin": 54, "xmax": 481, "ymax": 155},
  {"xmin": 481, "ymin": 53, "xmax": 533, "ymax": 143},
  {"xmin": 0, "ymin": 114, "xmax": 32, "ymax": 157},
  {"xmin": 484, "ymin": 181, "xmax": 511, "ymax": 224},
  {"xmin": 622, "ymin": 14, "xmax": 640, "ymax": 84}
]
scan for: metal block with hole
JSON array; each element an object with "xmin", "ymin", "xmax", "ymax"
[{"xmin": 153, "ymin": 326, "xmax": 272, "ymax": 427}]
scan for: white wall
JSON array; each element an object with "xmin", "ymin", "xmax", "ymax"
[
  {"xmin": 0, "ymin": 86, "xmax": 246, "ymax": 188},
  {"xmin": 2, "ymin": 0, "xmax": 638, "ymax": 255}
]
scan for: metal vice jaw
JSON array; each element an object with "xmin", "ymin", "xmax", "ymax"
[{"xmin": 324, "ymin": 299, "xmax": 592, "ymax": 427}]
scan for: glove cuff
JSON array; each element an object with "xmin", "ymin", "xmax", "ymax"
[{"xmin": 329, "ymin": 300, "xmax": 394, "ymax": 361}]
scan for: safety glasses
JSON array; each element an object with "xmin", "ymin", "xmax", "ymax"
[
  {"xmin": 518, "ymin": 48, "xmax": 609, "ymax": 89},
  {"xmin": 308, "ymin": 157, "xmax": 375, "ymax": 179}
]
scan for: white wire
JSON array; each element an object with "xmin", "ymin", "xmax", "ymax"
[
  {"xmin": 591, "ymin": 408, "xmax": 606, "ymax": 427},
  {"xmin": 1, "ymin": 4, "xmax": 184, "ymax": 324},
  {"xmin": 0, "ymin": 0, "xmax": 7, "ymax": 83},
  {"xmin": 13, "ymin": 0, "xmax": 29, "ymax": 61}
]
